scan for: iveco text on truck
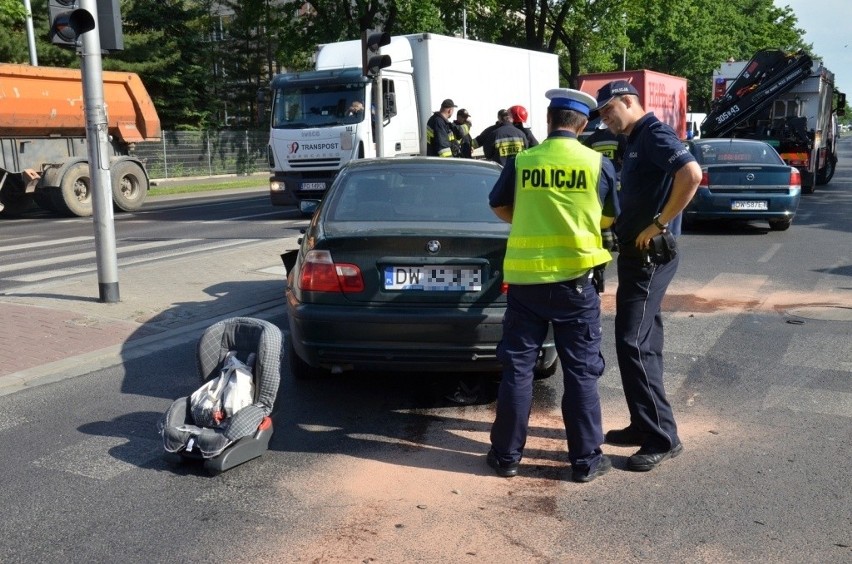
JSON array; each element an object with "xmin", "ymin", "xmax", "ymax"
[
  {"xmin": 0, "ymin": 64, "xmax": 161, "ymax": 217},
  {"xmin": 267, "ymin": 33, "xmax": 559, "ymax": 205}
]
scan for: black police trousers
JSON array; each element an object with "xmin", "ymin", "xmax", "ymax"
[
  {"xmin": 614, "ymin": 252, "xmax": 681, "ymax": 451},
  {"xmin": 490, "ymin": 277, "xmax": 605, "ymax": 470}
]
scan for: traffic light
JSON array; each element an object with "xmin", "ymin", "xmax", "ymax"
[
  {"xmin": 48, "ymin": 0, "xmax": 124, "ymax": 52},
  {"xmin": 48, "ymin": 0, "xmax": 94, "ymax": 48},
  {"xmin": 361, "ymin": 31, "xmax": 391, "ymax": 77}
]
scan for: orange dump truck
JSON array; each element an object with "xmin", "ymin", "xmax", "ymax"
[{"xmin": 0, "ymin": 63, "xmax": 161, "ymax": 217}]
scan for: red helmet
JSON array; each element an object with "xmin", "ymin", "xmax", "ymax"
[{"xmin": 509, "ymin": 105, "xmax": 528, "ymax": 123}]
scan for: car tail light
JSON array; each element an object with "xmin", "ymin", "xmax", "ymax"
[
  {"xmin": 501, "ymin": 282, "xmax": 509, "ymax": 294},
  {"xmin": 789, "ymin": 168, "xmax": 801, "ymax": 188},
  {"xmin": 699, "ymin": 170, "xmax": 710, "ymax": 188},
  {"xmin": 299, "ymin": 250, "xmax": 364, "ymax": 293}
]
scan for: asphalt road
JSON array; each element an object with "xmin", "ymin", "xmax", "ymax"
[{"xmin": 0, "ymin": 142, "xmax": 850, "ymax": 562}]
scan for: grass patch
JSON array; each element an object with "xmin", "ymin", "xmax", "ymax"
[{"xmin": 149, "ymin": 177, "xmax": 267, "ymax": 196}]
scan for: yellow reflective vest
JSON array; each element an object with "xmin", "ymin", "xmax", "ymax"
[{"xmin": 503, "ymin": 136, "xmax": 612, "ymax": 284}]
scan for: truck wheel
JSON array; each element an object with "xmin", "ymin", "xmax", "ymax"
[
  {"xmin": 112, "ymin": 160, "xmax": 148, "ymax": 212},
  {"xmin": 54, "ymin": 163, "xmax": 93, "ymax": 217},
  {"xmin": 816, "ymin": 154, "xmax": 836, "ymax": 185},
  {"xmin": 0, "ymin": 190, "xmax": 34, "ymax": 216}
]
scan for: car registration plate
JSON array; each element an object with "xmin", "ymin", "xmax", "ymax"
[
  {"xmin": 384, "ymin": 266, "xmax": 482, "ymax": 291},
  {"xmin": 731, "ymin": 200, "xmax": 768, "ymax": 211},
  {"xmin": 301, "ymin": 182, "xmax": 326, "ymax": 191}
]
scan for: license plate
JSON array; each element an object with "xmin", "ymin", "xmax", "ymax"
[
  {"xmin": 384, "ymin": 266, "xmax": 482, "ymax": 291},
  {"xmin": 301, "ymin": 182, "xmax": 326, "ymax": 191},
  {"xmin": 731, "ymin": 200, "xmax": 768, "ymax": 211}
]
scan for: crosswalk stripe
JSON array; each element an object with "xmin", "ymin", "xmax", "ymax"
[
  {"xmin": 764, "ymin": 385, "xmax": 852, "ymax": 418},
  {"xmin": 3, "ymin": 239, "xmax": 260, "ymax": 283},
  {"xmin": 2, "ymin": 236, "xmax": 93, "ymax": 252}
]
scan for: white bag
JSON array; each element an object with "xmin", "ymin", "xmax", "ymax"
[
  {"xmin": 221, "ymin": 352, "xmax": 255, "ymax": 417},
  {"xmin": 190, "ymin": 351, "xmax": 255, "ymax": 427}
]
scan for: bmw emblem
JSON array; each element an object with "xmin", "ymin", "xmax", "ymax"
[
  {"xmin": 746, "ymin": 173, "xmax": 755, "ymax": 181},
  {"xmin": 426, "ymin": 240, "xmax": 441, "ymax": 254}
]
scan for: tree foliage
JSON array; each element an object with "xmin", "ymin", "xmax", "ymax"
[{"xmin": 0, "ymin": 0, "xmax": 820, "ymax": 128}]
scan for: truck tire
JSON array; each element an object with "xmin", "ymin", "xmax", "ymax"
[
  {"xmin": 816, "ymin": 153, "xmax": 836, "ymax": 185},
  {"xmin": 111, "ymin": 160, "xmax": 148, "ymax": 212},
  {"xmin": 53, "ymin": 162, "xmax": 93, "ymax": 217}
]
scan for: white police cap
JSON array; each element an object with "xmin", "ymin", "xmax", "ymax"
[{"xmin": 545, "ymin": 88, "xmax": 597, "ymax": 117}]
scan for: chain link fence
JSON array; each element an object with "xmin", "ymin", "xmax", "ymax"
[{"xmin": 134, "ymin": 130, "xmax": 269, "ymax": 180}]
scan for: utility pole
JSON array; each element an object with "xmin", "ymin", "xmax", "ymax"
[
  {"xmin": 78, "ymin": 0, "xmax": 120, "ymax": 302},
  {"xmin": 23, "ymin": 0, "xmax": 38, "ymax": 65}
]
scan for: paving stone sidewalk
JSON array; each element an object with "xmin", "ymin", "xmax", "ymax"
[{"xmin": 0, "ymin": 238, "xmax": 292, "ymax": 396}]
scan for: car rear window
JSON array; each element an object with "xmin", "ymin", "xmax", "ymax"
[
  {"xmin": 693, "ymin": 142, "xmax": 784, "ymax": 166},
  {"xmin": 327, "ymin": 167, "xmax": 502, "ymax": 223}
]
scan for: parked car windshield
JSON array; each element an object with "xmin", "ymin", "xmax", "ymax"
[
  {"xmin": 692, "ymin": 140, "xmax": 785, "ymax": 165},
  {"xmin": 327, "ymin": 165, "xmax": 502, "ymax": 223}
]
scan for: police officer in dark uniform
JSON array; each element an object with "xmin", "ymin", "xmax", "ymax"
[
  {"xmin": 594, "ymin": 80, "xmax": 702, "ymax": 472},
  {"xmin": 426, "ymin": 99, "xmax": 460, "ymax": 157},
  {"xmin": 486, "ymin": 88, "xmax": 619, "ymax": 483}
]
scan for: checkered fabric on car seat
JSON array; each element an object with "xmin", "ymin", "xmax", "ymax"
[{"xmin": 161, "ymin": 317, "xmax": 282, "ymax": 458}]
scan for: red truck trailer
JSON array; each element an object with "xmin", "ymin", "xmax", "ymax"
[{"xmin": 577, "ymin": 69, "xmax": 688, "ymax": 139}]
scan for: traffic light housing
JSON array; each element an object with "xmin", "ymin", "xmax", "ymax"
[
  {"xmin": 361, "ymin": 31, "xmax": 391, "ymax": 77},
  {"xmin": 49, "ymin": 0, "xmax": 94, "ymax": 48},
  {"xmin": 48, "ymin": 0, "xmax": 124, "ymax": 52}
]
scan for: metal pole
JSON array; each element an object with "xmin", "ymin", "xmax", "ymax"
[
  {"xmin": 162, "ymin": 135, "xmax": 168, "ymax": 178},
  {"xmin": 79, "ymin": 0, "xmax": 119, "ymax": 303},
  {"xmin": 23, "ymin": 0, "xmax": 38, "ymax": 65},
  {"xmin": 374, "ymin": 74, "xmax": 384, "ymax": 157}
]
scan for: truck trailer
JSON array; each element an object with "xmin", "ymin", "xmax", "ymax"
[
  {"xmin": 577, "ymin": 69, "xmax": 689, "ymax": 139},
  {"xmin": 703, "ymin": 49, "xmax": 845, "ymax": 192},
  {"xmin": 267, "ymin": 33, "xmax": 559, "ymax": 205},
  {"xmin": 0, "ymin": 63, "xmax": 161, "ymax": 217}
]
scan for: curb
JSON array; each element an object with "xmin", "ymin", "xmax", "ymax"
[{"xmin": 0, "ymin": 299, "xmax": 284, "ymax": 398}]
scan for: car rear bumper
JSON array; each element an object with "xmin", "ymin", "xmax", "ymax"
[
  {"xmin": 685, "ymin": 187, "xmax": 800, "ymax": 220},
  {"xmin": 287, "ymin": 301, "xmax": 553, "ymax": 372}
]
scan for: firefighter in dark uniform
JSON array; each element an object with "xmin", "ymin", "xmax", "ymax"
[
  {"xmin": 486, "ymin": 88, "xmax": 619, "ymax": 483},
  {"xmin": 474, "ymin": 114, "xmax": 528, "ymax": 166},
  {"xmin": 594, "ymin": 80, "xmax": 702, "ymax": 472},
  {"xmin": 509, "ymin": 105, "xmax": 539, "ymax": 147},
  {"xmin": 426, "ymin": 98, "xmax": 460, "ymax": 157},
  {"xmin": 453, "ymin": 108, "xmax": 474, "ymax": 158}
]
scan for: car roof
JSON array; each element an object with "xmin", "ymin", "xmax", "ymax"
[
  {"xmin": 341, "ymin": 156, "xmax": 503, "ymax": 172},
  {"xmin": 691, "ymin": 138, "xmax": 773, "ymax": 147}
]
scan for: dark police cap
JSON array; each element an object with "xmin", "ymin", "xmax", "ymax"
[
  {"xmin": 594, "ymin": 80, "xmax": 640, "ymax": 110},
  {"xmin": 441, "ymin": 98, "xmax": 457, "ymax": 109},
  {"xmin": 545, "ymin": 88, "xmax": 597, "ymax": 117},
  {"xmin": 457, "ymin": 108, "xmax": 470, "ymax": 119}
]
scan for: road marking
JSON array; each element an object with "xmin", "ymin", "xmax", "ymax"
[
  {"xmin": 782, "ymin": 332, "xmax": 852, "ymax": 372},
  {"xmin": 758, "ymin": 243, "xmax": 782, "ymax": 263},
  {"xmin": 0, "ymin": 239, "xmax": 204, "ymax": 274},
  {"xmin": 1, "ymin": 236, "xmax": 93, "ymax": 253},
  {"xmin": 3, "ymin": 239, "xmax": 260, "ymax": 283}
]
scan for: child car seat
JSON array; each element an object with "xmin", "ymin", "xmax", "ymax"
[{"xmin": 161, "ymin": 317, "xmax": 282, "ymax": 473}]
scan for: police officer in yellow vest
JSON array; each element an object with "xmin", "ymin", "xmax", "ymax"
[{"xmin": 486, "ymin": 88, "xmax": 619, "ymax": 483}]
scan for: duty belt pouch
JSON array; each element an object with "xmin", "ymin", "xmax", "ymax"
[{"xmin": 646, "ymin": 232, "xmax": 678, "ymax": 265}]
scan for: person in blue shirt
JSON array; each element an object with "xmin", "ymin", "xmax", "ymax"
[{"xmin": 594, "ymin": 80, "xmax": 702, "ymax": 472}]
